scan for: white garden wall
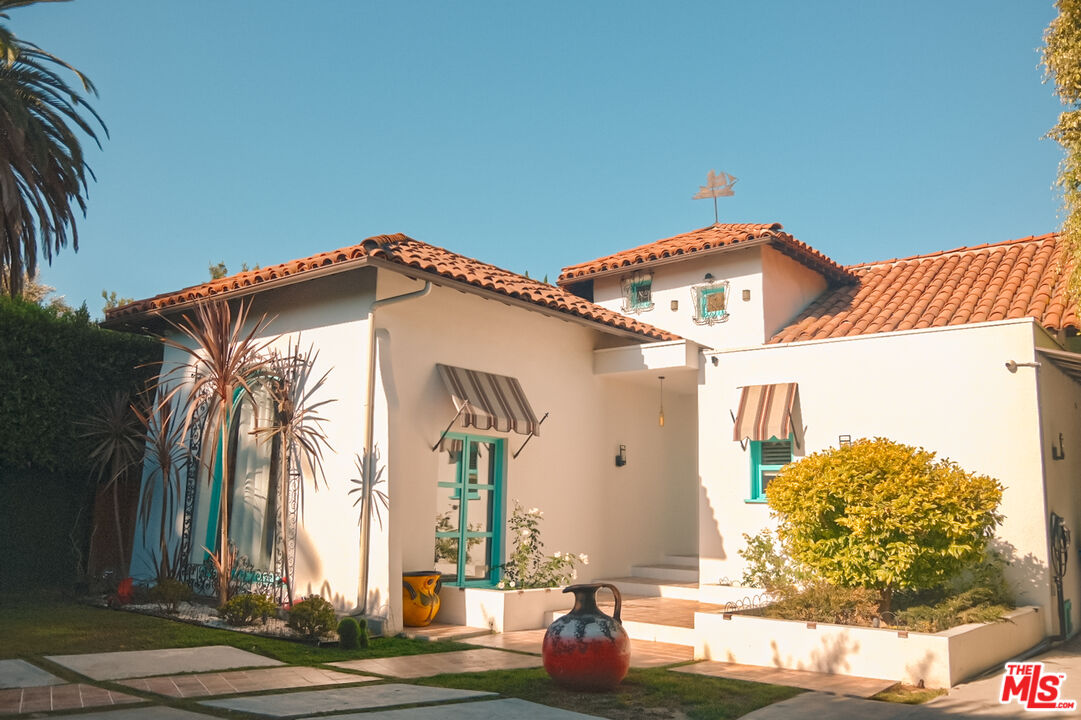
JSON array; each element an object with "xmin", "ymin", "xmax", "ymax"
[{"xmin": 695, "ymin": 606, "xmax": 1044, "ymax": 688}]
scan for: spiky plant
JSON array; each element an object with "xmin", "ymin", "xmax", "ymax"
[
  {"xmin": 252, "ymin": 340, "xmax": 335, "ymax": 604},
  {"xmin": 0, "ymin": 0, "xmax": 107, "ymax": 297},
  {"xmin": 159, "ymin": 299, "xmax": 276, "ymax": 604},
  {"xmin": 133, "ymin": 391, "xmax": 188, "ymax": 580},
  {"xmin": 80, "ymin": 390, "xmax": 143, "ymax": 576}
]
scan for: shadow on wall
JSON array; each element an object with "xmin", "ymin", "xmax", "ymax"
[
  {"xmin": 992, "ymin": 540, "xmax": 1047, "ymax": 608},
  {"xmin": 770, "ymin": 633, "xmax": 860, "ymax": 675},
  {"xmin": 698, "ymin": 478, "xmax": 727, "ymax": 569}
]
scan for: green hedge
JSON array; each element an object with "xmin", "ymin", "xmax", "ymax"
[{"xmin": 0, "ymin": 296, "xmax": 160, "ymax": 588}]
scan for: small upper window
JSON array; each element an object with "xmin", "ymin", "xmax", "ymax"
[
  {"xmin": 621, "ymin": 274, "xmax": 654, "ymax": 313},
  {"xmin": 692, "ymin": 280, "xmax": 730, "ymax": 325}
]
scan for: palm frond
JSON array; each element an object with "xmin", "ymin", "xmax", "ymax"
[{"xmin": 0, "ymin": 2, "xmax": 105, "ymax": 296}]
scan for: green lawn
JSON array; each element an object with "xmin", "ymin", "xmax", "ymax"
[
  {"xmin": 2, "ymin": 593, "xmax": 804, "ymax": 719},
  {"xmin": 419, "ymin": 667, "xmax": 803, "ymax": 720},
  {"xmin": 0, "ymin": 592, "xmax": 468, "ymax": 665}
]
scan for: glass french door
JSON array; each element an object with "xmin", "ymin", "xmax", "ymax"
[{"xmin": 434, "ymin": 434, "xmax": 504, "ymax": 586}]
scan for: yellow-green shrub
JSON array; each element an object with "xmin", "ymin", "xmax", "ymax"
[{"xmin": 766, "ymin": 438, "xmax": 1003, "ymax": 612}]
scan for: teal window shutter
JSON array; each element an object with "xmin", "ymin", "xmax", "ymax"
[{"xmin": 750, "ymin": 437, "xmax": 793, "ymax": 501}]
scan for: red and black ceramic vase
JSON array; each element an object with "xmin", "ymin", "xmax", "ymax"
[{"xmin": 542, "ymin": 582, "xmax": 631, "ymax": 691}]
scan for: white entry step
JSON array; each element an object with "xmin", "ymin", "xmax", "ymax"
[
  {"xmin": 597, "ymin": 576, "xmax": 700, "ymax": 601},
  {"xmin": 630, "ymin": 563, "xmax": 699, "ymax": 584}
]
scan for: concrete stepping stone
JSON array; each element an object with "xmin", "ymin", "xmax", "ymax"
[
  {"xmin": 0, "ymin": 683, "xmax": 142, "ymax": 715},
  {"xmin": 200, "ymin": 683, "xmax": 494, "ymax": 717},
  {"xmin": 312, "ymin": 697, "xmax": 603, "ymax": 719},
  {"xmin": 46, "ymin": 645, "xmax": 282, "ymax": 680},
  {"xmin": 119, "ymin": 665, "xmax": 375, "ymax": 698},
  {"xmin": 0, "ymin": 659, "xmax": 64, "ymax": 689},
  {"xmin": 329, "ymin": 648, "xmax": 541, "ymax": 678},
  {"xmin": 44, "ymin": 707, "xmax": 215, "ymax": 719}
]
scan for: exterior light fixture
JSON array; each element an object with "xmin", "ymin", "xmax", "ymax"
[
  {"xmin": 670, "ymin": 299, "xmax": 679, "ymax": 311},
  {"xmin": 838, "ymin": 434, "xmax": 852, "ymax": 447},
  {"xmin": 658, "ymin": 376, "xmax": 666, "ymax": 427},
  {"xmin": 742, "ymin": 289, "xmax": 751, "ymax": 301},
  {"xmin": 615, "ymin": 444, "xmax": 627, "ymax": 467},
  {"xmin": 704, "ymin": 273, "xmax": 714, "ymax": 282},
  {"xmin": 1005, "ymin": 360, "xmax": 1041, "ymax": 373}
]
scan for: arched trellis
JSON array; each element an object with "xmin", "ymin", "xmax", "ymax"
[{"xmin": 175, "ymin": 358, "xmax": 306, "ymax": 604}]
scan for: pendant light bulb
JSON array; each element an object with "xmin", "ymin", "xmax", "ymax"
[{"xmin": 658, "ymin": 376, "xmax": 665, "ymax": 428}]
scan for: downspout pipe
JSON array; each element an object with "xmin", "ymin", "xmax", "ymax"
[{"xmin": 356, "ymin": 279, "xmax": 432, "ymax": 616}]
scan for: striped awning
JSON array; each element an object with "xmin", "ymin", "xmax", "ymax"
[
  {"xmin": 732, "ymin": 383, "xmax": 804, "ymax": 454},
  {"xmin": 437, "ymin": 364, "xmax": 540, "ymax": 437}
]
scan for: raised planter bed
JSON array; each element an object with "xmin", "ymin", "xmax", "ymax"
[
  {"xmin": 694, "ymin": 605, "xmax": 1043, "ymax": 688},
  {"xmin": 438, "ymin": 586, "xmax": 574, "ymax": 632}
]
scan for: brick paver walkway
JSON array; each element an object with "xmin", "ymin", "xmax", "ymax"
[
  {"xmin": 330, "ymin": 648, "xmax": 541, "ymax": 678},
  {"xmin": 673, "ymin": 659, "xmax": 896, "ymax": 697},
  {"xmin": 0, "ymin": 683, "xmax": 142, "ymax": 714},
  {"xmin": 461, "ymin": 629, "xmax": 694, "ymax": 667}
]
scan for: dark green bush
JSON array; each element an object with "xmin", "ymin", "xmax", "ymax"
[
  {"xmin": 337, "ymin": 617, "xmax": 360, "ymax": 649},
  {"xmin": 357, "ymin": 617, "xmax": 370, "ymax": 649},
  {"xmin": 219, "ymin": 593, "xmax": 279, "ymax": 626},
  {"xmin": 287, "ymin": 595, "xmax": 336, "ymax": 641},
  {"xmin": 149, "ymin": 578, "xmax": 192, "ymax": 613},
  {"xmin": 0, "ymin": 295, "xmax": 159, "ymax": 591}
]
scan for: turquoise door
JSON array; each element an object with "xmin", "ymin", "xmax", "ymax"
[{"xmin": 434, "ymin": 434, "xmax": 504, "ymax": 586}]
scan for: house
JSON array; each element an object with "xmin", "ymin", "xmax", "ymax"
[{"xmin": 106, "ymin": 223, "xmax": 1081, "ymax": 644}]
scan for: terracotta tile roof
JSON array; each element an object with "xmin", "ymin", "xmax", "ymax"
[
  {"xmin": 105, "ymin": 233, "xmax": 679, "ymax": 342},
  {"xmin": 770, "ymin": 233, "xmax": 1078, "ymax": 344},
  {"xmin": 557, "ymin": 223, "xmax": 855, "ymax": 285}
]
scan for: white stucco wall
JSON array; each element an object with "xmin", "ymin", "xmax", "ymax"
[
  {"xmin": 131, "ymin": 270, "xmax": 379, "ymax": 616},
  {"xmin": 699, "ymin": 319, "xmax": 1055, "ymax": 633},
  {"xmin": 376, "ymin": 273, "xmax": 698, "ymax": 633},
  {"xmin": 760, "ymin": 245, "xmax": 828, "ymax": 338},
  {"xmin": 590, "ymin": 248, "xmax": 767, "ymax": 349}
]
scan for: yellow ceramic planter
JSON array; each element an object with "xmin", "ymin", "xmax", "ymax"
[{"xmin": 402, "ymin": 571, "xmax": 442, "ymax": 627}]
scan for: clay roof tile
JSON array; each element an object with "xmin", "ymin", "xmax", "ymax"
[
  {"xmin": 107, "ymin": 233, "xmax": 679, "ymax": 343},
  {"xmin": 769, "ymin": 233, "xmax": 1076, "ymax": 343}
]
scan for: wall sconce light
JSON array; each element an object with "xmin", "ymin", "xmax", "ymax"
[
  {"xmin": 838, "ymin": 434, "xmax": 852, "ymax": 447},
  {"xmin": 704, "ymin": 272, "xmax": 714, "ymax": 282},
  {"xmin": 742, "ymin": 289, "xmax": 751, "ymax": 301},
  {"xmin": 1053, "ymin": 432, "xmax": 1066, "ymax": 461},
  {"xmin": 615, "ymin": 444, "xmax": 627, "ymax": 467},
  {"xmin": 670, "ymin": 299, "xmax": 679, "ymax": 311},
  {"xmin": 1006, "ymin": 360, "xmax": 1041, "ymax": 373}
]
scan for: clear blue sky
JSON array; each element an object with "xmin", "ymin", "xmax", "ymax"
[{"xmin": 13, "ymin": 1, "xmax": 1064, "ymax": 316}]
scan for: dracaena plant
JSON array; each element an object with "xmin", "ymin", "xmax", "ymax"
[
  {"xmin": 251, "ymin": 340, "xmax": 335, "ymax": 604},
  {"xmin": 79, "ymin": 390, "xmax": 144, "ymax": 577},
  {"xmin": 133, "ymin": 390, "xmax": 188, "ymax": 581},
  {"xmin": 158, "ymin": 299, "xmax": 276, "ymax": 604}
]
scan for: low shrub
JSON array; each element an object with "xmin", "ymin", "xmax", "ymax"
[
  {"xmin": 219, "ymin": 593, "xmax": 278, "ymax": 626},
  {"xmin": 759, "ymin": 582, "xmax": 879, "ymax": 626},
  {"xmin": 287, "ymin": 595, "xmax": 336, "ymax": 642},
  {"xmin": 148, "ymin": 578, "xmax": 192, "ymax": 614},
  {"xmin": 738, "ymin": 529, "xmax": 807, "ymax": 591},
  {"xmin": 338, "ymin": 617, "xmax": 361, "ymax": 649}
]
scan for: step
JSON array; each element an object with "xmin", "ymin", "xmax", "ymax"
[
  {"xmin": 630, "ymin": 563, "xmax": 699, "ymax": 583},
  {"xmin": 663, "ymin": 554, "xmax": 700, "ymax": 569},
  {"xmin": 601, "ymin": 576, "xmax": 701, "ymax": 601},
  {"xmin": 547, "ymin": 595, "xmax": 716, "ymax": 648},
  {"xmin": 545, "ymin": 612, "xmax": 697, "ymax": 647}
]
